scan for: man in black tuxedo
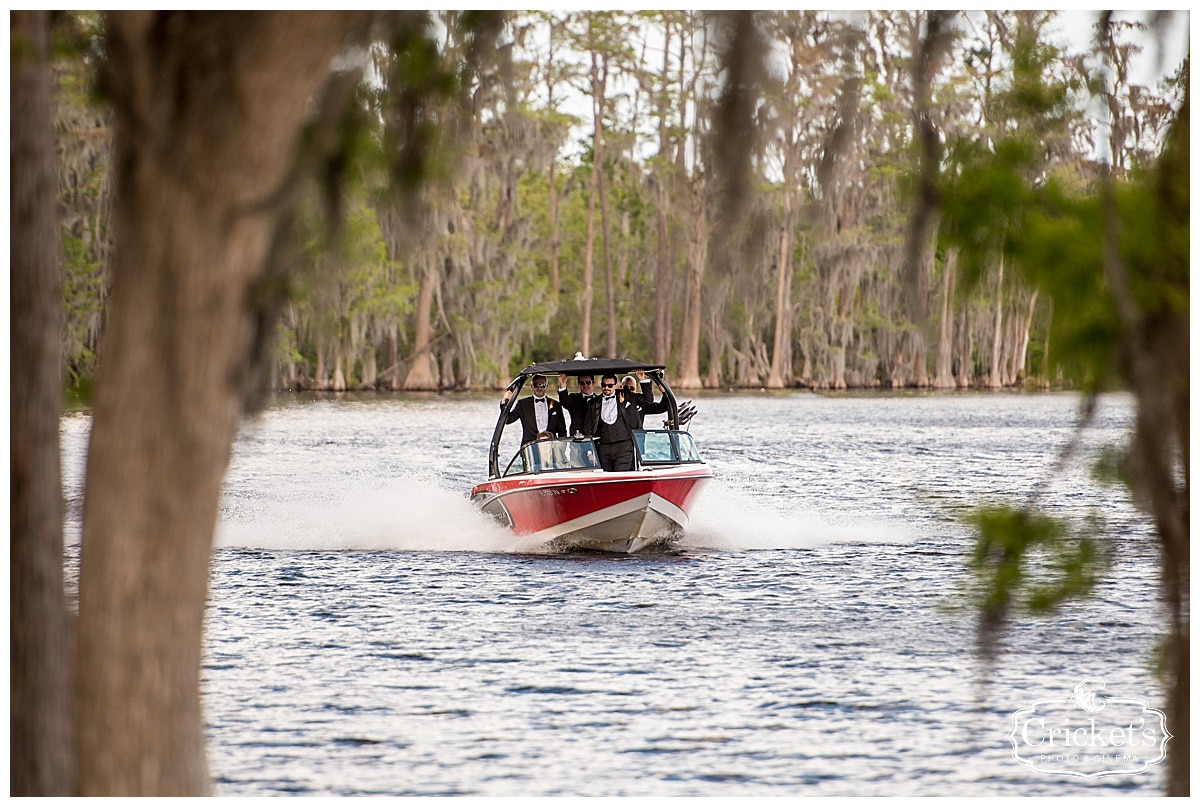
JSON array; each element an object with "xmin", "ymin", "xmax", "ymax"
[
  {"xmin": 556, "ymin": 372, "xmax": 596, "ymax": 436},
  {"xmin": 581, "ymin": 373, "xmax": 642, "ymax": 472},
  {"xmin": 501, "ymin": 374, "xmax": 566, "ymax": 444},
  {"xmin": 620, "ymin": 370, "xmax": 670, "ymax": 428}
]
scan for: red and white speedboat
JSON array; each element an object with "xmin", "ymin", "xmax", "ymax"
[{"xmin": 471, "ymin": 358, "xmax": 711, "ymax": 553}]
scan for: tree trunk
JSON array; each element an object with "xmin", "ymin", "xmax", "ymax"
[
  {"xmin": 315, "ymin": 344, "xmax": 329, "ymax": 390},
  {"xmin": 652, "ymin": 23, "xmax": 673, "ymax": 365},
  {"xmin": 987, "ymin": 256, "xmax": 1005, "ymax": 388},
  {"xmin": 402, "ymin": 265, "xmax": 438, "ymax": 389},
  {"xmin": 279, "ymin": 348, "xmax": 296, "ymax": 391},
  {"xmin": 360, "ymin": 346, "xmax": 377, "ymax": 390},
  {"xmin": 832, "ymin": 343, "xmax": 847, "ymax": 390},
  {"xmin": 956, "ymin": 308, "xmax": 973, "ymax": 388},
  {"xmin": 11, "ymin": 9, "xmax": 76, "ymax": 796},
  {"xmin": 77, "ymin": 12, "xmax": 361, "ymax": 794},
  {"xmin": 653, "ymin": 179, "xmax": 672, "ymax": 364},
  {"xmin": 581, "ymin": 142, "xmax": 598, "ymax": 357},
  {"xmin": 1040, "ymin": 299, "xmax": 1053, "ymax": 389},
  {"xmin": 911, "ymin": 338, "xmax": 929, "ymax": 388},
  {"xmin": 705, "ymin": 312, "xmax": 723, "ymax": 389},
  {"xmin": 932, "ymin": 252, "xmax": 954, "ymax": 387},
  {"xmin": 1002, "ymin": 301, "xmax": 1020, "ymax": 385},
  {"xmin": 548, "ymin": 159, "xmax": 560, "ymax": 297},
  {"xmin": 545, "ymin": 19, "xmax": 562, "ymax": 297},
  {"xmin": 598, "ymin": 131, "xmax": 618, "ymax": 358},
  {"xmin": 333, "ymin": 353, "xmax": 347, "ymax": 391},
  {"xmin": 388, "ymin": 324, "xmax": 401, "ymax": 390},
  {"xmin": 440, "ymin": 348, "xmax": 457, "ymax": 390},
  {"xmin": 1105, "ymin": 84, "xmax": 1190, "ymax": 795},
  {"xmin": 766, "ymin": 192, "xmax": 795, "ymax": 388},
  {"xmin": 676, "ymin": 193, "xmax": 707, "ymax": 388},
  {"xmin": 1015, "ymin": 289, "xmax": 1038, "ymax": 383},
  {"xmin": 582, "ymin": 31, "xmax": 607, "ymax": 357}
]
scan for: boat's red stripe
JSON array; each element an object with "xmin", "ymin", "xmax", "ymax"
[
  {"xmin": 473, "ymin": 466, "xmax": 706, "ymax": 494},
  {"xmin": 473, "ymin": 472, "xmax": 709, "ymax": 536}
]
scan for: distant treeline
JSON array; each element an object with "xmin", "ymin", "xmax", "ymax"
[{"xmin": 54, "ymin": 11, "xmax": 1183, "ymax": 392}]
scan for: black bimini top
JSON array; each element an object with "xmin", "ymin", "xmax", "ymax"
[{"xmin": 516, "ymin": 357, "xmax": 665, "ymax": 378}]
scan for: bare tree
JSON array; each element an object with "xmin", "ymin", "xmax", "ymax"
[{"xmin": 11, "ymin": 9, "xmax": 75, "ymax": 795}]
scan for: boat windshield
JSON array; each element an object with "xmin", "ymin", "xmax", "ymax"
[
  {"xmin": 634, "ymin": 430, "xmax": 703, "ymax": 465},
  {"xmin": 502, "ymin": 437, "xmax": 602, "ymax": 477}
]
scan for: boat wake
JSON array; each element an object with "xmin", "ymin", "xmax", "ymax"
[
  {"xmin": 213, "ymin": 476, "xmax": 920, "ymax": 553},
  {"xmin": 215, "ymin": 477, "xmax": 549, "ymax": 553},
  {"xmin": 680, "ymin": 479, "xmax": 921, "ymax": 551}
]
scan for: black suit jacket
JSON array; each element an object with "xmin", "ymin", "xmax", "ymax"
[
  {"xmin": 633, "ymin": 379, "xmax": 670, "ymax": 428},
  {"xmin": 582, "ymin": 391, "xmax": 642, "ymax": 441},
  {"xmin": 558, "ymin": 388, "xmax": 597, "ymax": 435},
  {"xmin": 503, "ymin": 395, "xmax": 567, "ymax": 444}
]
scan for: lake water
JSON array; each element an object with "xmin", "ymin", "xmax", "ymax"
[{"xmin": 59, "ymin": 390, "xmax": 1168, "ymax": 796}]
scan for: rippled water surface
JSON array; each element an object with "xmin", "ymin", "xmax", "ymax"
[{"xmin": 60, "ymin": 391, "xmax": 1166, "ymax": 796}]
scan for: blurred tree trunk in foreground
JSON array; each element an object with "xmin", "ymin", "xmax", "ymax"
[
  {"xmin": 1128, "ymin": 78, "xmax": 1188, "ymax": 797},
  {"xmin": 75, "ymin": 11, "xmax": 365, "ymax": 794},
  {"xmin": 11, "ymin": 9, "xmax": 76, "ymax": 795}
]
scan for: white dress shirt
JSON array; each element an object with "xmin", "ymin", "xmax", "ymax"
[{"xmin": 600, "ymin": 393, "xmax": 618, "ymax": 425}]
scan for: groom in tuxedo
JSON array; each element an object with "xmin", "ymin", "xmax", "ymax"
[
  {"xmin": 581, "ymin": 373, "xmax": 642, "ymax": 472},
  {"xmin": 501, "ymin": 374, "xmax": 566, "ymax": 444}
]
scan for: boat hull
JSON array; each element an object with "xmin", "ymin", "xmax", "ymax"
[{"xmin": 470, "ymin": 466, "xmax": 711, "ymax": 553}]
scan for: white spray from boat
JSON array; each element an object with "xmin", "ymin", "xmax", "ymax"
[{"xmin": 213, "ymin": 475, "xmax": 918, "ymax": 553}]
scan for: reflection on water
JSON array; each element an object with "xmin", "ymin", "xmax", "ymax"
[{"xmin": 60, "ymin": 391, "xmax": 1165, "ymax": 796}]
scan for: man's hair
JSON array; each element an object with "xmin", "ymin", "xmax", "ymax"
[
  {"xmin": 578, "ymin": 375, "xmax": 593, "ymax": 383},
  {"xmin": 601, "ymin": 373, "xmax": 617, "ymax": 383},
  {"xmin": 531, "ymin": 374, "xmax": 547, "ymax": 385}
]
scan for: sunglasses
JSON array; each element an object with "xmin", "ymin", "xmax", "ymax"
[
  {"xmin": 532, "ymin": 384, "xmax": 547, "ymax": 389},
  {"xmin": 579, "ymin": 379, "xmax": 594, "ymax": 385},
  {"xmin": 601, "ymin": 382, "xmax": 616, "ymax": 389}
]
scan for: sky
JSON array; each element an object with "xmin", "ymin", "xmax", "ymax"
[
  {"xmin": 534, "ymin": 10, "xmax": 1190, "ymax": 164},
  {"xmin": 1052, "ymin": 10, "xmax": 1190, "ymax": 87}
]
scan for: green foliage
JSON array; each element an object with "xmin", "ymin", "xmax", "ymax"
[
  {"xmin": 1090, "ymin": 442, "xmax": 1133, "ymax": 490},
  {"xmin": 941, "ymin": 103, "xmax": 1183, "ymax": 393},
  {"xmin": 54, "ymin": 14, "xmax": 111, "ymax": 398},
  {"xmin": 967, "ymin": 504, "xmax": 1110, "ymax": 617},
  {"xmin": 51, "ymin": 11, "xmax": 106, "ymax": 104},
  {"xmin": 988, "ymin": 30, "xmax": 1079, "ymax": 137},
  {"xmin": 1014, "ymin": 184, "xmax": 1120, "ymax": 389},
  {"xmin": 281, "ymin": 188, "xmax": 414, "ymax": 384},
  {"xmin": 60, "ymin": 235, "xmax": 102, "ymax": 388},
  {"xmin": 380, "ymin": 18, "xmax": 459, "ymax": 194},
  {"xmin": 51, "ymin": 11, "xmax": 1183, "ymax": 393},
  {"xmin": 340, "ymin": 201, "xmax": 415, "ymax": 322},
  {"xmin": 935, "ymin": 22, "xmax": 1144, "ymax": 392}
]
